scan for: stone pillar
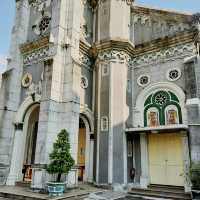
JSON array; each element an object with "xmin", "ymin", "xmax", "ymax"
[
  {"xmin": 0, "ymin": 0, "xmax": 30, "ymax": 185},
  {"xmin": 140, "ymin": 133, "xmax": 149, "ymax": 188},
  {"xmin": 97, "ymin": 0, "xmax": 132, "ymax": 41}
]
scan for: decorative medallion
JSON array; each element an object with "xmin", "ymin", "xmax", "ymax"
[
  {"xmin": 81, "ymin": 76, "xmax": 88, "ymax": 89},
  {"xmin": 22, "ymin": 73, "xmax": 33, "ymax": 88},
  {"xmin": 137, "ymin": 75, "xmax": 150, "ymax": 87},
  {"xmin": 167, "ymin": 68, "xmax": 182, "ymax": 82}
]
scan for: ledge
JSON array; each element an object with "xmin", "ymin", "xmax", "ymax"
[{"xmin": 126, "ymin": 124, "xmax": 188, "ymax": 133}]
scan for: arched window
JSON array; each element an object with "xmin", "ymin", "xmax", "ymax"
[{"xmin": 144, "ymin": 90, "xmax": 182, "ymax": 127}]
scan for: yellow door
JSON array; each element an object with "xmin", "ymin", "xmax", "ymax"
[
  {"xmin": 148, "ymin": 133, "xmax": 184, "ymax": 186},
  {"xmin": 78, "ymin": 128, "xmax": 86, "ymax": 180}
]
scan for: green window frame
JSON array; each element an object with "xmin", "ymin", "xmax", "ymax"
[{"xmin": 144, "ymin": 90, "xmax": 182, "ymax": 127}]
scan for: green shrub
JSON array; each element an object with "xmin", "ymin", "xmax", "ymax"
[{"xmin": 47, "ymin": 129, "xmax": 75, "ymax": 182}]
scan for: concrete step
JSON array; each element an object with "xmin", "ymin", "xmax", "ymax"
[
  {"xmin": 0, "ymin": 186, "xmax": 91, "ymax": 200},
  {"xmin": 129, "ymin": 187, "xmax": 192, "ymax": 200},
  {"xmin": 149, "ymin": 185, "xmax": 185, "ymax": 193},
  {"xmin": 15, "ymin": 181, "xmax": 31, "ymax": 188}
]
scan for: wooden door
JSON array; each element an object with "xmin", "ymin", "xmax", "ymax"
[
  {"xmin": 148, "ymin": 133, "xmax": 184, "ymax": 186},
  {"xmin": 78, "ymin": 128, "xmax": 86, "ymax": 181}
]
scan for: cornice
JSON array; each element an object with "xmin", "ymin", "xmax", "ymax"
[
  {"xmin": 93, "ymin": 30, "xmax": 196, "ymax": 58},
  {"xmin": 133, "ymin": 30, "xmax": 196, "ymax": 57},
  {"xmin": 20, "ymin": 35, "xmax": 50, "ymax": 54}
]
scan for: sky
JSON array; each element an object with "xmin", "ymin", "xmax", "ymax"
[{"xmin": 0, "ymin": 0, "xmax": 199, "ymax": 72}]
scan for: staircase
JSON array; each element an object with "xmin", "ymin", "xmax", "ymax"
[{"xmin": 129, "ymin": 185, "xmax": 192, "ymax": 200}]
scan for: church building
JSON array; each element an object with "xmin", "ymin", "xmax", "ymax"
[{"xmin": 0, "ymin": 0, "xmax": 200, "ymax": 193}]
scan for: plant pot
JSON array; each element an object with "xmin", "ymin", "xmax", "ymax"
[
  {"xmin": 47, "ymin": 182, "xmax": 65, "ymax": 196},
  {"xmin": 192, "ymin": 190, "xmax": 200, "ymax": 199}
]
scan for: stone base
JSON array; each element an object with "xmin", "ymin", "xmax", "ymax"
[
  {"xmin": 140, "ymin": 176, "xmax": 149, "ymax": 188},
  {"xmin": 0, "ymin": 165, "xmax": 9, "ymax": 185},
  {"xmin": 31, "ymin": 167, "xmax": 78, "ymax": 190},
  {"xmin": 31, "ymin": 168, "xmax": 47, "ymax": 190},
  {"xmin": 66, "ymin": 168, "xmax": 78, "ymax": 188}
]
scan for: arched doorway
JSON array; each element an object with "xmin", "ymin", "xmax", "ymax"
[
  {"xmin": 22, "ymin": 105, "xmax": 40, "ymax": 182},
  {"xmin": 77, "ymin": 116, "xmax": 94, "ymax": 182}
]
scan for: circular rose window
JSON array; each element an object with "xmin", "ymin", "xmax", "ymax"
[
  {"xmin": 137, "ymin": 75, "xmax": 150, "ymax": 87},
  {"xmin": 167, "ymin": 68, "xmax": 181, "ymax": 81}
]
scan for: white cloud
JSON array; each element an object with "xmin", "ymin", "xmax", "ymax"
[{"xmin": 0, "ymin": 55, "xmax": 7, "ymax": 73}]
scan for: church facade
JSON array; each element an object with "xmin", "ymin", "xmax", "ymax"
[{"xmin": 0, "ymin": 0, "xmax": 200, "ymax": 192}]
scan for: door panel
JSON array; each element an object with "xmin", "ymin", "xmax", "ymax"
[
  {"xmin": 148, "ymin": 133, "xmax": 184, "ymax": 186},
  {"xmin": 78, "ymin": 128, "xmax": 86, "ymax": 181}
]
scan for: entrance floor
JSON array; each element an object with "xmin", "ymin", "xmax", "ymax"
[{"xmin": 0, "ymin": 184, "xmax": 102, "ymax": 200}]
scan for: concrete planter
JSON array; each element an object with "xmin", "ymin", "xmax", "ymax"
[{"xmin": 47, "ymin": 182, "xmax": 65, "ymax": 196}]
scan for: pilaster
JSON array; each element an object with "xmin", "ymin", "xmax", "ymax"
[
  {"xmin": 140, "ymin": 133, "xmax": 149, "ymax": 188},
  {"xmin": 96, "ymin": 49, "xmax": 130, "ymax": 184}
]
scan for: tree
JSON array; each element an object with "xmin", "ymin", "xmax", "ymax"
[{"xmin": 47, "ymin": 129, "xmax": 75, "ymax": 182}]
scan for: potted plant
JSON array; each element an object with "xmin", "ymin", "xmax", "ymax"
[
  {"xmin": 190, "ymin": 162, "xmax": 200, "ymax": 199},
  {"xmin": 46, "ymin": 129, "xmax": 75, "ymax": 196}
]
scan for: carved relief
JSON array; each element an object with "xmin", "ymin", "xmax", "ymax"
[
  {"xmin": 26, "ymin": 73, "xmax": 43, "ymax": 97},
  {"xmin": 23, "ymin": 46, "xmax": 55, "ymax": 65},
  {"xmin": 131, "ymin": 43, "xmax": 195, "ymax": 67},
  {"xmin": 97, "ymin": 42, "xmax": 195, "ymax": 67},
  {"xmin": 22, "ymin": 73, "xmax": 33, "ymax": 88},
  {"xmin": 132, "ymin": 12, "xmax": 191, "ymax": 41},
  {"xmin": 98, "ymin": 50, "xmax": 130, "ymax": 63},
  {"xmin": 79, "ymin": 52, "xmax": 92, "ymax": 67},
  {"xmin": 80, "ymin": 0, "xmax": 93, "ymax": 42},
  {"xmin": 29, "ymin": 0, "xmax": 51, "ymax": 11}
]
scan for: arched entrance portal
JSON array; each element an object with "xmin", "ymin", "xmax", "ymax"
[
  {"xmin": 77, "ymin": 116, "xmax": 94, "ymax": 182},
  {"xmin": 23, "ymin": 105, "xmax": 40, "ymax": 182},
  {"xmin": 6, "ymin": 102, "xmax": 40, "ymax": 185}
]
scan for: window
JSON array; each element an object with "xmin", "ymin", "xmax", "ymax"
[
  {"xmin": 137, "ymin": 75, "xmax": 150, "ymax": 87},
  {"xmin": 127, "ymin": 79, "xmax": 131, "ymax": 93},
  {"xmin": 39, "ymin": 16, "xmax": 51, "ymax": 34},
  {"xmin": 167, "ymin": 68, "xmax": 181, "ymax": 81},
  {"xmin": 101, "ymin": 116, "xmax": 109, "ymax": 131},
  {"xmin": 144, "ymin": 90, "xmax": 182, "ymax": 127}
]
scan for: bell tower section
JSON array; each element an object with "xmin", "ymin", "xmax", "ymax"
[{"xmin": 95, "ymin": 0, "xmax": 134, "ymax": 184}]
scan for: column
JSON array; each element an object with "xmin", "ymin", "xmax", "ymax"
[{"xmin": 140, "ymin": 133, "xmax": 149, "ymax": 188}]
